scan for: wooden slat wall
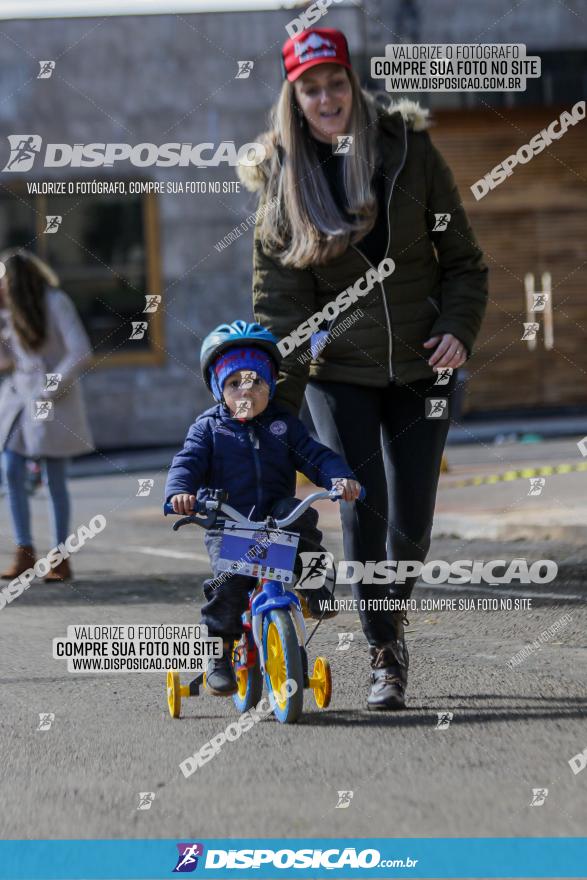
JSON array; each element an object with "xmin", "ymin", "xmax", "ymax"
[{"xmin": 431, "ymin": 108, "xmax": 587, "ymax": 414}]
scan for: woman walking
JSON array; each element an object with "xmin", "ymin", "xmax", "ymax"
[
  {"xmin": 238, "ymin": 28, "xmax": 488, "ymax": 709},
  {"xmin": 0, "ymin": 249, "xmax": 94, "ymax": 582}
]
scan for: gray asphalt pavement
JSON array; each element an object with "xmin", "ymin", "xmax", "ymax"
[{"xmin": 0, "ymin": 449, "xmax": 586, "ymax": 840}]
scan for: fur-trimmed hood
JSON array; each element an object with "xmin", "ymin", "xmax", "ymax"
[{"xmin": 237, "ymin": 99, "xmax": 431, "ymax": 193}]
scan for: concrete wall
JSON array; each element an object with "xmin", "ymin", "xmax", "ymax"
[
  {"xmin": 1, "ymin": 8, "xmax": 364, "ymax": 448},
  {"xmin": 366, "ymin": 0, "xmax": 587, "ymax": 49}
]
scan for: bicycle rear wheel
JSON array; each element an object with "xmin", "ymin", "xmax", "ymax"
[{"xmin": 232, "ymin": 637, "xmax": 263, "ymax": 713}]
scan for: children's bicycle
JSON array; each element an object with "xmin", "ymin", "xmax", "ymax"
[{"xmin": 163, "ymin": 486, "xmax": 364, "ymax": 724}]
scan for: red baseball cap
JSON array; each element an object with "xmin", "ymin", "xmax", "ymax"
[{"xmin": 281, "ymin": 27, "xmax": 352, "ymax": 82}]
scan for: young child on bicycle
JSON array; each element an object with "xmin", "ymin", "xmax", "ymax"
[{"xmin": 164, "ymin": 320, "xmax": 361, "ymax": 695}]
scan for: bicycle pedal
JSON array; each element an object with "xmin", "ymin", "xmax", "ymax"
[{"xmin": 294, "ymin": 590, "xmax": 311, "ymax": 619}]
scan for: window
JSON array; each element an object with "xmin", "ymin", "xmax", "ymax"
[{"xmin": 0, "ymin": 180, "xmax": 164, "ymax": 366}]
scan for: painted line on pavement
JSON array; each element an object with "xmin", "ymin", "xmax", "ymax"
[
  {"xmin": 126, "ymin": 545, "xmax": 210, "ymax": 563},
  {"xmin": 417, "ymin": 582, "xmax": 584, "ymax": 601}
]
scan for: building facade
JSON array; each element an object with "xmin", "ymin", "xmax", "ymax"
[{"xmin": 0, "ymin": 1, "xmax": 585, "ymax": 447}]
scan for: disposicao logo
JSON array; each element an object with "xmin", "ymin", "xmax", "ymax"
[
  {"xmin": 2, "ymin": 136, "xmax": 265, "ymax": 171},
  {"xmin": 3, "ymin": 135, "xmax": 43, "ymax": 172},
  {"xmin": 173, "ymin": 843, "xmax": 204, "ymax": 873},
  {"xmin": 203, "ymin": 847, "xmax": 384, "ymax": 870}
]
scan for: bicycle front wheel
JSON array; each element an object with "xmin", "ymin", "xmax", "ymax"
[{"xmin": 262, "ymin": 608, "xmax": 304, "ymax": 724}]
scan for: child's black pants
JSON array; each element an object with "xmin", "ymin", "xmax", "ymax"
[{"xmin": 200, "ymin": 496, "xmax": 325, "ymax": 640}]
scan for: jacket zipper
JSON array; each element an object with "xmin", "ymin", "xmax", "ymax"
[
  {"xmin": 351, "ymin": 116, "xmax": 408, "ymax": 381},
  {"xmin": 247, "ymin": 423, "xmax": 263, "ymax": 516}
]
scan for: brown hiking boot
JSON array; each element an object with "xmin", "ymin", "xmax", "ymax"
[
  {"xmin": 44, "ymin": 557, "xmax": 72, "ymax": 582},
  {"xmin": 367, "ymin": 613, "xmax": 410, "ymax": 711},
  {"xmin": 1, "ymin": 545, "xmax": 36, "ymax": 580}
]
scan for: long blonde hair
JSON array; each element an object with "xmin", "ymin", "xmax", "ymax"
[
  {"xmin": 255, "ymin": 68, "xmax": 389, "ymax": 268},
  {"xmin": 0, "ymin": 248, "xmax": 59, "ymax": 351}
]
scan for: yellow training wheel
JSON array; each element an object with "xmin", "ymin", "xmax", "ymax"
[
  {"xmin": 310, "ymin": 656, "xmax": 332, "ymax": 709},
  {"xmin": 166, "ymin": 669, "xmax": 181, "ymax": 718}
]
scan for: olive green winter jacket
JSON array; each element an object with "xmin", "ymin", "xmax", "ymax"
[{"xmin": 238, "ymin": 100, "xmax": 488, "ymax": 415}]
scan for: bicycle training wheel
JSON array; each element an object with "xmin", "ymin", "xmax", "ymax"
[
  {"xmin": 311, "ymin": 656, "xmax": 332, "ymax": 709},
  {"xmin": 166, "ymin": 669, "xmax": 181, "ymax": 718}
]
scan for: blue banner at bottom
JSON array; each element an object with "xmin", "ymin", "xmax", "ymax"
[{"xmin": 0, "ymin": 838, "xmax": 586, "ymax": 879}]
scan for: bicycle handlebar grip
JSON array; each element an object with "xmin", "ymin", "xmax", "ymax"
[
  {"xmin": 164, "ymin": 501, "xmax": 198, "ymax": 515},
  {"xmin": 331, "ymin": 486, "xmax": 366, "ymax": 502}
]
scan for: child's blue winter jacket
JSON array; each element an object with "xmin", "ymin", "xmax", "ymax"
[{"xmin": 165, "ymin": 401, "xmax": 356, "ymax": 518}]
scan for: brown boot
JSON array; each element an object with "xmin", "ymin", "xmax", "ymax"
[
  {"xmin": 44, "ymin": 557, "xmax": 72, "ymax": 582},
  {"xmin": 1, "ymin": 545, "xmax": 36, "ymax": 579}
]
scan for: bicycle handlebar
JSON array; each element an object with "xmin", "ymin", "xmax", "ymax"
[{"xmin": 163, "ymin": 485, "xmax": 366, "ymax": 531}]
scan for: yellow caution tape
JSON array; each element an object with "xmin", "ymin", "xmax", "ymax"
[{"xmin": 447, "ymin": 461, "xmax": 587, "ymax": 488}]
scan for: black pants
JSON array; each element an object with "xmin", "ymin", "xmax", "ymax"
[
  {"xmin": 201, "ymin": 497, "xmax": 325, "ymax": 640},
  {"xmin": 305, "ymin": 375, "xmax": 454, "ymax": 646}
]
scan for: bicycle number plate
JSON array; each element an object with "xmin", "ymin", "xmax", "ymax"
[{"xmin": 217, "ymin": 524, "xmax": 299, "ymax": 583}]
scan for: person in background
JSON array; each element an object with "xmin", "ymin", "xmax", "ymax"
[{"xmin": 0, "ymin": 249, "xmax": 94, "ymax": 582}]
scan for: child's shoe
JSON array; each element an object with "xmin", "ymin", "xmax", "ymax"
[
  {"xmin": 206, "ymin": 642, "xmax": 238, "ymax": 696},
  {"xmin": 294, "ymin": 585, "xmax": 338, "ymax": 620}
]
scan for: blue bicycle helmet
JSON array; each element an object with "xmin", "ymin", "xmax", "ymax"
[{"xmin": 200, "ymin": 320, "xmax": 282, "ymax": 399}]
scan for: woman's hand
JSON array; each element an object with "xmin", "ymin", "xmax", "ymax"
[
  {"xmin": 423, "ymin": 333, "xmax": 467, "ymax": 370},
  {"xmin": 331, "ymin": 478, "xmax": 362, "ymax": 502},
  {"xmin": 170, "ymin": 493, "xmax": 196, "ymax": 514}
]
